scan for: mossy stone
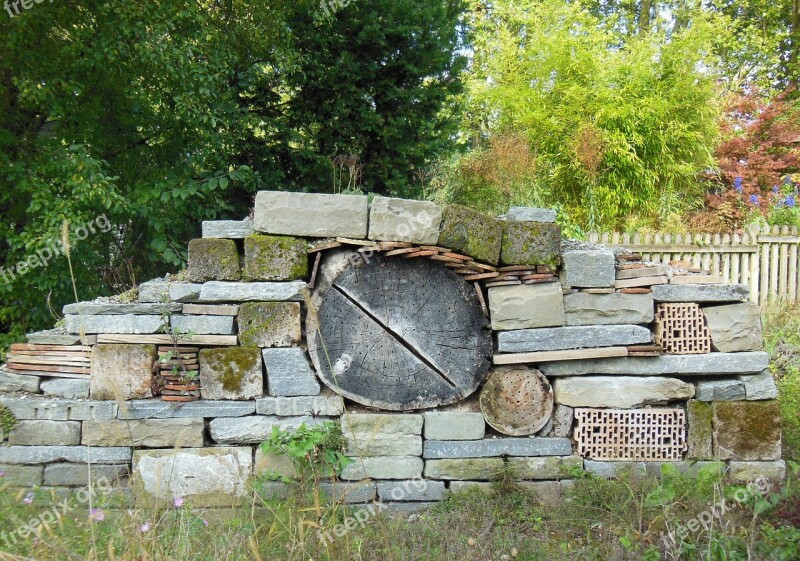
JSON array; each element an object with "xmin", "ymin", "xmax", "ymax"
[
  {"xmin": 686, "ymin": 400, "xmax": 713, "ymax": 459},
  {"xmin": 712, "ymin": 400, "xmax": 782, "ymax": 460},
  {"xmin": 437, "ymin": 205, "xmax": 503, "ymax": 265},
  {"xmin": 186, "ymin": 239, "xmax": 241, "ymax": 282},
  {"xmin": 243, "ymin": 235, "xmax": 309, "ymax": 281},
  {"xmin": 501, "ymin": 221, "xmax": 561, "ymax": 267},
  {"xmin": 199, "ymin": 347, "xmax": 263, "ymax": 400},
  {"xmin": 238, "ymin": 302, "xmax": 301, "ymax": 347}
]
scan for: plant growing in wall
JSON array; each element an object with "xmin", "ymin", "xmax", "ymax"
[
  {"xmin": 0, "ymin": 404, "xmax": 16, "ymax": 442},
  {"xmin": 155, "ymin": 307, "xmax": 201, "ymax": 402}
]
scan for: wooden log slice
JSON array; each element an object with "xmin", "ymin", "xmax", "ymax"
[
  {"xmin": 479, "ymin": 366, "xmax": 553, "ymax": 436},
  {"xmin": 307, "ymin": 250, "xmax": 492, "ymax": 411}
]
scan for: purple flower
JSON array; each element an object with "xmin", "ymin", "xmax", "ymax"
[
  {"xmin": 749, "ymin": 194, "xmax": 760, "ymax": 205},
  {"xmin": 173, "ymin": 496, "xmax": 184, "ymax": 508},
  {"xmin": 0, "ymin": 471, "xmax": 6, "ymax": 478},
  {"xmin": 89, "ymin": 508, "xmax": 105, "ymax": 522},
  {"xmin": 773, "ymin": 185, "xmax": 780, "ymax": 194},
  {"xmin": 23, "ymin": 492, "xmax": 33, "ymax": 505},
  {"xmin": 734, "ymin": 177, "xmax": 743, "ymax": 193},
  {"xmin": 202, "ymin": 519, "xmax": 209, "ymax": 527},
  {"xmin": 140, "ymin": 522, "xmax": 151, "ymax": 532},
  {"xmin": 786, "ymin": 194, "xmax": 796, "ymax": 208},
  {"xmin": 784, "ymin": 176, "xmax": 793, "ymax": 185}
]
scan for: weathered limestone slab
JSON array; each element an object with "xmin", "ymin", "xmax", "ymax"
[
  {"xmin": 66, "ymin": 315, "xmax": 165, "ymax": 334},
  {"xmin": 254, "ymin": 448, "xmax": 299, "ymax": 480},
  {"xmin": 540, "ymin": 352, "xmax": 770, "ymax": 376},
  {"xmin": 489, "ymin": 283, "xmax": 565, "ymax": 330},
  {"xmin": 0, "ymin": 464, "xmax": 43, "ymax": 486},
  {"xmin": 506, "ymin": 207, "xmax": 557, "ymax": 223},
  {"xmin": 202, "ymin": 220, "xmax": 254, "ymax": 239},
  {"xmin": 561, "ymin": 250, "xmax": 615, "ymax": 288},
  {"xmin": 695, "ymin": 380, "xmax": 746, "ymax": 401},
  {"xmin": 554, "ymin": 376, "xmax": 694, "ymax": 408},
  {"xmin": 368, "ymin": 196, "xmax": 442, "ymax": 244},
  {"xmin": 256, "ymin": 393, "xmax": 344, "ymax": 416},
  {"xmin": 209, "ymin": 415, "xmax": 328, "ymax": 444},
  {"xmin": 0, "ymin": 446, "xmax": 132, "ymax": 464},
  {"xmin": 82, "ymin": 419, "xmax": 205, "ymax": 448},
  {"xmin": 262, "ymin": 348, "xmax": 320, "ymax": 396},
  {"xmin": 346, "ymin": 434, "xmax": 422, "ymax": 457},
  {"xmin": 652, "ymin": 284, "xmax": 750, "ymax": 303},
  {"xmin": 376, "ymin": 480, "xmax": 446, "ymax": 502},
  {"xmin": 423, "ymin": 412, "xmax": 485, "ymax": 441},
  {"xmin": 423, "ymin": 438, "xmax": 572, "ymax": 459},
  {"xmin": 63, "ymin": 302, "xmax": 181, "ymax": 315},
  {"xmin": 26, "ymin": 329, "xmax": 84, "ymax": 345},
  {"xmin": 0, "ymin": 368, "xmax": 40, "ymax": 393},
  {"xmin": 238, "ymin": 302, "xmax": 301, "ymax": 347},
  {"xmin": 254, "ymin": 191, "xmax": 369, "ymax": 238},
  {"xmin": 686, "ymin": 400, "xmax": 713, "ymax": 459},
  {"xmin": 44, "ymin": 463, "xmax": 129, "ymax": 486},
  {"xmin": 500, "ymin": 221, "xmax": 561, "ymax": 267},
  {"xmin": 186, "ymin": 238, "xmax": 241, "ymax": 282},
  {"xmin": 507, "ymin": 455, "xmax": 583, "ymax": 480},
  {"xmin": 438, "ymin": 204, "xmax": 503, "ymax": 265},
  {"xmin": 341, "ymin": 413, "xmax": 423, "ymax": 435},
  {"xmin": 132, "ymin": 447, "xmax": 252, "ymax": 507},
  {"xmin": 0, "ymin": 397, "xmax": 117, "ymax": 421},
  {"xmin": 243, "ymin": 235, "xmax": 309, "ymax": 281},
  {"xmin": 181, "ymin": 304, "xmax": 239, "ymax": 316},
  {"xmin": 320, "ymin": 481, "xmax": 377, "ymax": 503},
  {"xmin": 91, "ymin": 344, "xmax": 156, "ymax": 400},
  {"xmin": 138, "ymin": 280, "xmax": 169, "ymax": 303},
  {"xmin": 118, "ymin": 400, "xmax": 255, "ymax": 419},
  {"xmin": 40, "ymin": 378, "xmax": 90, "ymax": 399},
  {"xmin": 199, "ymin": 347, "xmax": 263, "ymax": 400},
  {"xmin": 738, "ymin": 372, "xmax": 779, "ymax": 400},
  {"xmin": 170, "ymin": 315, "xmax": 235, "ymax": 335},
  {"xmin": 9, "ymin": 420, "xmax": 81, "ymax": 446},
  {"xmin": 728, "ymin": 460, "xmax": 786, "ymax": 482},
  {"xmin": 702, "ymin": 303, "xmax": 763, "ymax": 352},
  {"xmin": 169, "ymin": 283, "xmax": 203, "ymax": 302},
  {"xmin": 198, "ymin": 281, "xmax": 307, "ymax": 302},
  {"xmin": 712, "ymin": 401, "xmax": 782, "ymax": 460},
  {"xmin": 340, "ymin": 457, "xmax": 423, "ymax": 480},
  {"xmin": 497, "ymin": 325, "xmax": 651, "ymax": 353},
  {"xmin": 422, "ymin": 458, "xmax": 505, "ymax": 480},
  {"xmin": 564, "ymin": 292, "xmax": 654, "ymax": 325}
]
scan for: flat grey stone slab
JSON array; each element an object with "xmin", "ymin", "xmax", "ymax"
[
  {"xmin": 423, "ymin": 438, "xmax": 572, "ymax": 459},
  {"xmin": 497, "ymin": 325, "xmax": 652, "ymax": 353},
  {"xmin": 0, "ymin": 446, "xmax": 132, "ymax": 464},
  {"xmin": 738, "ymin": 372, "xmax": 779, "ymax": 400},
  {"xmin": 564, "ymin": 292, "xmax": 654, "ymax": 325},
  {"xmin": 340, "ymin": 456, "xmax": 423, "ymax": 480},
  {"xmin": 26, "ymin": 330, "xmax": 84, "ymax": 345},
  {"xmin": 262, "ymin": 348, "xmax": 321, "ymax": 396},
  {"xmin": 728, "ymin": 460, "xmax": 786, "ymax": 481},
  {"xmin": 9, "ymin": 420, "xmax": 81, "ymax": 446},
  {"xmin": 652, "ymin": 284, "xmax": 750, "ymax": 302},
  {"xmin": 346, "ymin": 434, "xmax": 422, "ymax": 457},
  {"xmin": 0, "ymin": 464, "xmax": 43, "ymax": 486},
  {"xmin": 209, "ymin": 415, "xmax": 331, "ymax": 444},
  {"xmin": 0, "ymin": 397, "xmax": 117, "ymax": 420},
  {"xmin": 320, "ymin": 481, "xmax": 377, "ymax": 503},
  {"xmin": 169, "ymin": 283, "xmax": 203, "ymax": 302},
  {"xmin": 256, "ymin": 393, "xmax": 344, "ymax": 416},
  {"xmin": 540, "ymin": 352, "xmax": 770, "ymax": 376},
  {"xmin": 254, "ymin": 191, "xmax": 369, "ymax": 238},
  {"xmin": 561, "ymin": 250, "xmax": 615, "ymax": 288},
  {"xmin": 506, "ymin": 207, "xmax": 557, "ymax": 223},
  {"xmin": 367, "ymin": 196, "xmax": 441, "ymax": 244},
  {"xmin": 62, "ymin": 303, "xmax": 181, "ymax": 315},
  {"xmin": 117, "ymin": 400, "xmax": 255, "ymax": 419},
  {"xmin": 695, "ymin": 379, "xmax": 746, "ymax": 401},
  {"xmin": 65, "ymin": 314, "xmax": 166, "ymax": 334},
  {"xmin": 44, "ymin": 463, "xmax": 129, "ymax": 486},
  {"xmin": 703, "ymin": 303, "xmax": 763, "ymax": 352},
  {"xmin": 82, "ymin": 418, "xmax": 205, "ymax": 447},
  {"xmin": 376, "ymin": 480, "xmax": 446, "ymax": 502},
  {"xmin": 40, "ymin": 378, "xmax": 90, "ymax": 399},
  {"xmin": 554, "ymin": 376, "xmax": 694, "ymax": 408},
  {"xmin": 202, "ymin": 220, "xmax": 255, "ymax": 239},
  {"xmin": 341, "ymin": 413, "xmax": 424, "ymax": 435},
  {"xmin": 198, "ymin": 281, "xmax": 308, "ymax": 302},
  {"xmin": 170, "ymin": 314, "xmax": 235, "ymax": 335},
  {"xmin": 423, "ymin": 412, "xmax": 485, "ymax": 440},
  {"xmin": 137, "ymin": 280, "xmax": 169, "ymax": 303},
  {"xmin": 0, "ymin": 368, "xmax": 40, "ymax": 393}
]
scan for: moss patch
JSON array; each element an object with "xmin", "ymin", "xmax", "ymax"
[
  {"xmin": 437, "ymin": 205, "xmax": 503, "ymax": 265},
  {"xmin": 199, "ymin": 347, "xmax": 262, "ymax": 399},
  {"xmin": 500, "ymin": 221, "xmax": 562, "ymax": 267},
  {"xmin": 0, "ymin": 404, "xmax": 17, "ymax": 439},
  {"xmin": 712, "ymin": 400, "xmax": 782, "ymax": 460},
  {"xmin": 238, "ymin": 302, "xmax": 301, "ymax": 347},
  {"xmin": 186, "ymin": 239, "xmax": 241, "ymax": 282},
  {"xmin": 686, "ymin": 400, "xmax": 713, "ymax": 459},
  {"xmin": 243, "ymin": 235, "xmax": 309, "ymax": 281}
]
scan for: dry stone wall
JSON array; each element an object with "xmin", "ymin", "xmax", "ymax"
[{"xmin": 0, "ymin": 192, "xmax": 784, "ymax": 507}]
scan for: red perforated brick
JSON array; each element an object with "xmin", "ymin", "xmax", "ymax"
[{"xmin": 654, "ymin": 302, "xmax": 711, "ymax": 354}]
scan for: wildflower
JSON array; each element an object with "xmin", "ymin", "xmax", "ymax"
[
  {"xmin": 749, "ymin": 194, "xmax": 759, "ymax": 205},
  {"xmin": 89, "ymin": 508, "xmax": 105, "ymax": 522},
  {"xmin": 140, "ymin": 522, "xmax": 151, "ymax": 532},
  {"xmin": 202, "ymin": 519, "xmax": 209, "ymax": 527},
  {"xmin": 174, "ymin": 496, "xmax": 184, "ymax": 508},
  {"xmin": 734, "ymin": 177, "xmax": 743, "ymax": 193},
  {"xmin": 786, "ymin": 194, "xmax": 796, "ymax": 208},
  {"xmin": 773, "ymin": 185, "xmax": 780, "ymax": 194},
  {"xmin": 784, "ymin": 176, "xmax": 793, "ymax": 185},
  {"xmin": 23, "ymin": 492, "xmax": 33, "ymax": 505},
  {"xmin": 0, "ymin": 471, "xmax": 5, "ymax": 478}
]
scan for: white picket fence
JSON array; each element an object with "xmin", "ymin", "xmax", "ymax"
[{"xmin": 587, "ymin": 225, "xmax": 800, "ymax": 305}]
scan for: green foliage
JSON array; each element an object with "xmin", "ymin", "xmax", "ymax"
[
  {"xmin": 261, "ymin": 421, "xmax": 352, "ymax": 484},
  {"xmin": 0, "ymin": 404, "xmax": 16, "ymax": 437},
  {"xmin": 763, "ymin": 303, "xmax": 800, "ymax": 461}
]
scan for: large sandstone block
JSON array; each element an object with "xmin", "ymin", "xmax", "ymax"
[
  {"xmin": 199, "ymin": 347, "xmax": 264, "ymax": 400},
  {"xmin": 238, "ymin": 302, "xmax": 301, "ymax": 347},
  {"xmin": 712, "ymin": 401, "xmax": 782, "ymax": 460},
  {"xmin": 9, "ymin": 420, "xmax": 81, "ymax": 446},
  {"xmin": 132, "ymin": 447, "xmax": 253, "ymax": 507},
  {"xmin": 186, "ymin": 238, "xmax": 241, "ymax": 282},
  {"xmin": 66, "ymin": 314, "xmax": 165, "ymax": 334},
  {"xmin": 488, "ymin": 283, "xmax": 565, "ymax": 330},
  {"xmin": 702, "ymin": 303, "xmax": 763, "ymax": 352},
  {"xmin": 554, "ymin": 376, "xmax": 695, "ymax": 408},
  {"xmin": 254, "ymin": 191, "xmax": 369, "ymax": 238},
  {"xmin": 564, "ymin": 292, "xmax": 654, "ymax": 325},
  {"xmin": 497, "ymin": 325, "xmax": 651, "ymax": 353},
  {"xmin": 437, "ymin": 204, "xmax": 503, "ymax": 265},
  {"xmin": 561, "ymin": 250, "xmax": 615, "ymax": 288},
  {"xmin": 652, "ymin": 284, "xmax": 750, "ymax": 303},
  {"xmin": 82, "ymin": 419, "xmax": 205, "ymax": 448},
  {"xmin": 368, "ymin": 196, "xmax": 442, "ymax": 244},
  {"xmin": 500, "ymin": 221, "xmax": 561, "ymax": 267},
  {"xmin": 198, "ymin": 281, "xmax": 308, "ymax": 302},
  {"xmin": 540, "ymin": 352, "xmax": 770, "ymax": 377},
  {"xmin": 686, "ymin": 400, "xmax": 713, "ymax": 459},
  {"xmin": 262, "ymin": 348, "xmax": 320, "ymax": 396},
  {"xmin": 243, "ymin": 235, "xmax": 309, "ymax": 281},
  {"xmin": 91, "ymin": 344, "xmax": 157, "ymax": 400}
]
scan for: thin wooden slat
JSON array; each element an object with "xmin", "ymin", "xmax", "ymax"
[
  {"xmin": 770, "ymin": 241, "xmax": 780, "ymax": 299},
  {"xmin": 493, "ymin": 347, "xmax": 629, "ymax": 365},
  {"xmin": 789, "ymin": 244, "xmax": 798, "ymax": 301},
  {"xmin": 10, "ymin": 344, "xmax": 92, "ymax": 352},
  {"xmin": 760, "ymin": 239, "xmax": 770, "ymax": 305},
  {"xmin": 97, "ymin": 334, "xmax": 237, "ymax": 345},
  {"xmin": 5, "ymin": 369, "xmax": 90, "ymax": 379},
  {"xmin": 7, "ymin": 363, "xmax": 90, "ymax": 374},
  {"xmin": 780, "ymin": 240, "xmax": 790, "ymax": 298},
  {"xmin": 6, "ymin": 356, "xmax": 90, "ymax": 366}
]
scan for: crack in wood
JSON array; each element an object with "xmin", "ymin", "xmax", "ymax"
[{"xmin": 331, "ymin": 283, "xmax": 459, "ymax": 389}]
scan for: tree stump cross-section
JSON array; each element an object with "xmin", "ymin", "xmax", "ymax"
[{"xmin": 307, "ymin": 250, "xmax": 492, "ymax": 411}]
